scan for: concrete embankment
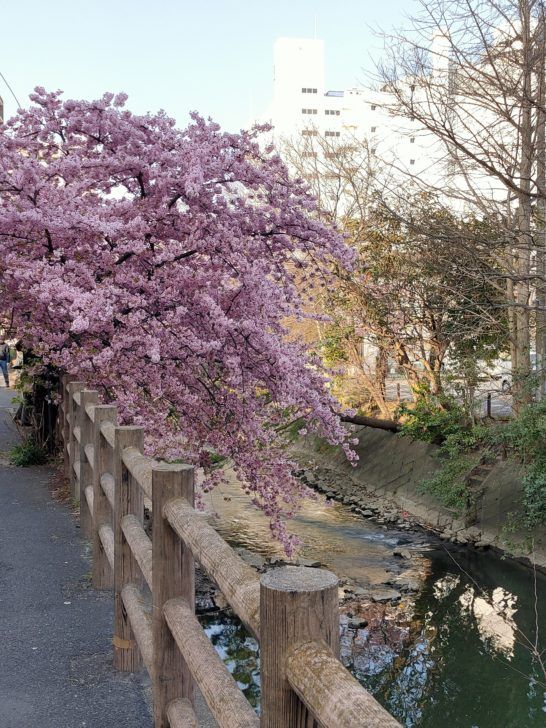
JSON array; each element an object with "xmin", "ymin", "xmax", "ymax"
[{"xmin": 291, "ymin": 425, "xmax": 546, "ymax": 570}]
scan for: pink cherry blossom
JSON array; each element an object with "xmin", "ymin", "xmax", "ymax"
[{"xmin": 0, "ymin": 89, "xmax": 356, "ymax": 552}]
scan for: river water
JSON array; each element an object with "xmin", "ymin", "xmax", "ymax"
[{"xmin": 200, "ymin": 476, "xmax": 546, "ymax": 727}]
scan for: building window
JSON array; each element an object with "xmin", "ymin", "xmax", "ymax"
[
  {"xmin": 410, "ymin": 159, "xmax": 415, "ymax": 165},
  {"xmin": 371, "ymin": 126, "xmax": 377, "ymax": 132},
  {"xmin": 303, "ymin": 152, "xmax": 317, "ymax": 158},
  {"xmin": 371, "ymin": 104, "xmax": 377, "ymax": 110},
  {"xmin": 301, "ymin": 108, "xmax": 318, "ymax": 115},
  {"xmin": 302, "ymin": 87, "xmax": 318, "ymax": 94},
  {"xmin": 410, "ymin": 137, "xmax": 415, "ymax": 143},
  {"xmin": 371, "ymin": 147, "xmax": 377, "ymax": 156},
  {"xmin": 325, "ymin": 109, "xmax": 340, "ymax": 116},
  {"xmin": 325, "ymin": 131, "xmax": 340, "ymax": 137},
  {"xmin": 302, "ymin": 129, "xmax": 318, "ymax": 137}
]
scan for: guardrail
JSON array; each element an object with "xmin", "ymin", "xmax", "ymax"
[{"xmin": 60, "ymin": 375, "xmax": 401, "ymax": 727}]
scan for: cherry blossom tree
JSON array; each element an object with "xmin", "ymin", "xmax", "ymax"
[{"xmin": 0, "ymin": 88, "xmax": 356, "ymax": 551}]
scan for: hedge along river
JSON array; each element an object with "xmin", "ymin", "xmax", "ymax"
[{"xmin": 199, "ymin": 470, "xmax": 546, "ymax": 728}]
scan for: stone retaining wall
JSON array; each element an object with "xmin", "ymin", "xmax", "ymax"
[{"xmin": 291, "ymin": 426, "xmax": 546, "ymax": 570}]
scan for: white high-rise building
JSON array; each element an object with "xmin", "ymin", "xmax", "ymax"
[
  {"xmin": 266, "ymin": 37, "xmax": 513, "ymax": 207},
  {"xmin": 266, "ymin": 37, "xmax": 453, "ymax": 194},
  {"xmin": 271, "ymin": 38, "xmax": 344, "ymax": 141}
]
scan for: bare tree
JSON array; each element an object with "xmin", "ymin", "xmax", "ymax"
[
  {"xmin": 375, "ymin": 0, "xmax": 546, "ymax": 409},
  {"xmin": 281, "ymin": 133, "xmax": 507, "ymax": 413}
]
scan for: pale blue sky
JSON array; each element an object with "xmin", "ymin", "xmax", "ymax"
[{"xmin": 1, "ymin": 0, "xmax": 415, "ymax": 131}]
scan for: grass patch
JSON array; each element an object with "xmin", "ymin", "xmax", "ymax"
[{"xmin": 10, "ymin": 438, "xmax": 48, "ymax": 467}]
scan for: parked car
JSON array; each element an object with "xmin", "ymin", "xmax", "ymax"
[{"xmin": 488, "ymin": 354, "xmax": 538, "ymax": 392}]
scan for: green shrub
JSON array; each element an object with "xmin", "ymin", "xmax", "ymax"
[
  {"xmin": 398, "ymin": 392, "xmax": 470, "ymax": 445},
  {"xmin": 419, "ymin": 452, "xmax": 481, "ymax": 512},
  {"xmin": 402, "ymin": 396, "xmax": 546, "ymax": 527},
  {"xmin": 488, "ymin": 401, "xmax": 546, "ymax": 528},
  {"xmin": 10, "ymin": 439, "xmax": 48, "ymax": 467}
]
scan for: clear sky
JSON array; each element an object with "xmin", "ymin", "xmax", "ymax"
[{"xmin": 1, "ymin": 0, "xmax": 416, "ymax": 132}]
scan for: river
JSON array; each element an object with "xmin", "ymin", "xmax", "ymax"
[{"xmin": 199, "ymin": 474, "xmax": 546, "ymax": 727}]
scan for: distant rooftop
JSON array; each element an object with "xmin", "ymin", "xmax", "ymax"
[{"xmin": 325, "ymin": 90, "xmax": 344, "ymax": 97}]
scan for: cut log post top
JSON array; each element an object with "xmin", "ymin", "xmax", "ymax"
[{"xmin": 259, "ymin": 566, "xmax": 339, "ymax": 728}]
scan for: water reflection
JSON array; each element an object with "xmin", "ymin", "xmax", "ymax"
[
  {"xmin": 202, "ymin": 616, "xmax": 260, "ymax": 709},
  {"xmin": 200, "ymin": 556, "xmax": 545, "ymax": 727},
  {"xmin": 458, "ymin": 585, "xmax": 517, "ymax": 658},
  {"xmin": 203, "ymin": 473, "xmax": 546, "ymax": 727},
  {"xmin": 379, "ymin": 549, "xmax": 546, "ymax": 727}
]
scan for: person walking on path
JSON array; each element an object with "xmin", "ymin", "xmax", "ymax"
[{"xmin": 0, "ymin": 337, "xmax": 10, "ymax": 387}]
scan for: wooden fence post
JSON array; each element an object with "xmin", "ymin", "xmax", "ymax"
[
  {"xmin": 152, "ymin": 463, "xmax": 196, "ymax": 728},
  {"xmin": 92, "ymin": 404, "xmax": 117, "ymax": 589},
  {"xmin": 61, "ymin": 374, "xmax": 74, "ymax": 479},
  {"xmin": 79, "ymin": 389, "xmax": 98, "ymax": 538},
  {"xmin": 113, "ymin": 425, "xmax": 144, "ymax": 671},
  {"xmin": 259, "ymin": 566, "xmax": 339, "ymax": 727},
  {"xmin": 67, "ymin": 381, "xmax": 84, "ymax": 499}
]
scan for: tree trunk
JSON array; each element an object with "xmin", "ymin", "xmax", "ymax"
[
  {"xmin": 512, "ymin": 1, "xmax": 533, "ymax": 413},
  {"xmin": 536, "ymin": 10, "xmax": 546, "ymax": 400}
]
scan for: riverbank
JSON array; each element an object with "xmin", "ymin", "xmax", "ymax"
[
  {"xmin": 290, "ymin": 425, "xmax": 546, "ymax": 571},
  {"xmin": 198, "ymin": 464, "xmax": 433, "ymax": 681},
  {"xmin": 199, "ymin": 463, "xmax": 546, "ymax": 727}
]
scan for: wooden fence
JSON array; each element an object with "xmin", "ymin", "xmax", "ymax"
[{"xmin": 60, "ymin": 375, "xmax": 401, "ymax": 727}]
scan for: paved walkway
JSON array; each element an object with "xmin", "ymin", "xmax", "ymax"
[{"xmin": 0, "ymin": 388, "xmax": 151, "ymax": 728}]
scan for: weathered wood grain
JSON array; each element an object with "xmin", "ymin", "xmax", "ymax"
[
  {"xmin": 92, "ymin": 405, "xmax": 117, "ymax": 588},
  {"xmin": 122, "ymin": 445, "xmax": 157, "ymax": 500},
  {"xmin": 121, "ymin": 583, "xmax": 153, "ymax": 675},
  {"xmin": 166, "ymin": 698, "xmax": 199, "ymax": 728},
  {"xmin": 152, "ymin": 464, "xmax": 195, "ymax": 728},
  {"xmin": 113, "ymin": 426, "xmax": 144, "ymax": 672},
  {"xmin": 67, "ymin": 381, "xmax": 84, "ymax": 498},
  {"xmin": 100, "ymin": 472, "xmax": 115, "ymax": 510},
  {"xmin": 84, "ymin": 442, "xmax": 94, "ymax": 467},
  {"xmin": 164, "ymin": 597, "xmax": 259, "ymax": 728},
  {"xmin": 260, "ymin": 566, "xmax": 339, "ymax": 728},
  {"xmin": 121, "ymin": 514, "xmax": 152, "ymax": 589},
  {"xmin": 79, "ymin": 390, "xmax": 98, "ymax": 538},
  {"xmin": 98, "ymin": 524, "xmax": 115, "ymax": 571},
  {"xmin": 164, "ymin": 497, "xmax": 260, "ymax": 639},
  {"xmin": 100, "ymin": 420, "xmax": 116, "ymax": 449},
  {"xmin": 84, "ymin": 485, "xmax": 94, "ymax": 514},
  {"xmin": 286, "ymin": 640, "xmax": 402, "ymax": 727}
]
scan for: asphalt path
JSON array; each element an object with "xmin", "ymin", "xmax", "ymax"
[{"xmin": 0, "ymin": 387, "xmax": 151, "ymax": 728}]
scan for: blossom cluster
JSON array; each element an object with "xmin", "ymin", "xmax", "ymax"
[{"xmin": 0, "ymin": 89, "xmax": 356, "ymax": 552}]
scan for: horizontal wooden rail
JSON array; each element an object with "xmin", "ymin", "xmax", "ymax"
[
  {"xmin": 164, "ymin": 497, "xmax": 261, "ymax": 639},
  {"xmin": 286, "ymin": 641, "xmax": 401, "ymax": 727},
  {"xmin": 164, "ymin": 597, "xmax": 259, "ymax": 728},
  {"xmin": 122, "ymin": 445, "xmax": 155, "ymax": 500},
  {"xmin": 121, "ymin": 584, "xmax": 154, "ymax": 675},
  {"xmin": 100, "ymin": 420, "xmax": 116, "ymax": 449},
  {"xmin": 84, "ymin": 443, "xmax": 94, "ymax": 467},
  {"xmin": 84, "ymin": 485, "xmax": 94, "ymax": 515},
  {"xmin": 98, "ymin": 524, "xmax": 115, "ymax": 570},
  {"xmin": 61, "ymin": 374, "xmax": 402, "ymax": 728},
  {"xmin": 121, "ymin": 514, "xmax": 153, "ymax": 589},
  {"xmin": 166, "ymin": 698, "xmax": 199, "ymax": 728},
  {"xmin": 100, "ymin": 472, "xmax": 115, "ymax": 510}
]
